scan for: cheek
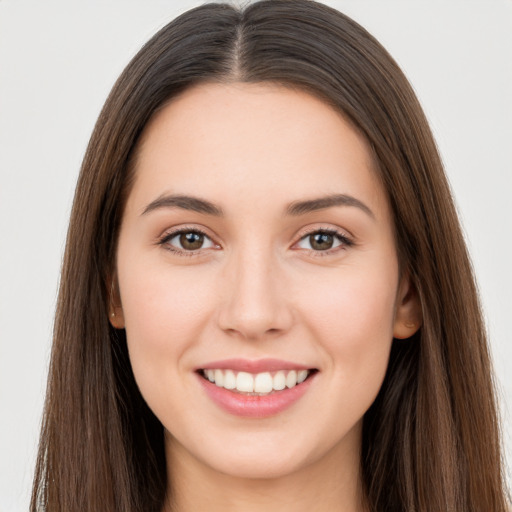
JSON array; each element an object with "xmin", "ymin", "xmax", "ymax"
[
  {"xmin": 299, "ymin": 263, "xmax": 397, "ymax": 337},
  {"xmin": 297, "ymin": 263, "xmax": 397, "ymax": 388},
  {"xmin": 117, "ymin": 261, "xmax": 217, "ymax": 378},
  {"xmin": 295, "ymin": 268, "xmax": 397, "ymax": 436},
  {"xmin": 117, "ymin": 260, "xmax": 223, "ymax": 428}
]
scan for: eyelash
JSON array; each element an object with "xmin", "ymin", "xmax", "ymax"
[
  {"xmin": 295, "ymin": 228, "xmax": 354, "ymax": 257},
  {"xmin": 158, "ymin": 226, "xmax": 213, "ymax": 258},
  {"xmin": 157, "ymin": 226, "xmax": 354, "ymax": 257}
]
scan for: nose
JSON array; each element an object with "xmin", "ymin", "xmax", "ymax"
[{"xmin": 217, "ymin": 247, "xmax": 293, "ymax": 341}]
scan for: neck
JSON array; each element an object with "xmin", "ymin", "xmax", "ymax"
[{"xmin": 163, "ymin": 427, "xmax": 367, "ymax": 512}]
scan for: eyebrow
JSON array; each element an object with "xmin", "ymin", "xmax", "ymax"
[
  {"xmin": 141, "ymin": 193, "xmax": 374, "ymax": 219},
  {"xmin": 142, "ymin": 194, "xmax": 223, "ymax": 216},
  {"xmin": 286, "ymin": 194, "xmax": 375, "ymax": 219}
]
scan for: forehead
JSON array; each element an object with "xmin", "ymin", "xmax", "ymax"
[{"xmin": 128, "ymin": 82, "xmax": 388, "ymax": 220}]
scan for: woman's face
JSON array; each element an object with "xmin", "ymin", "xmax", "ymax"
[{"xmin": 113, "ymin": 83, "xmax": 418, "ymax": 481}]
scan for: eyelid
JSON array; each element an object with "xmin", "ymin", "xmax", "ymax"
[
  {"xmin": 156, "ymin": 223, "xmax": 354, "ymax": 257},
  {"xmin": 157, "ymin": 225, "xmax": 221, "ymax": 256},
  {"xmin": 294, "ymin": 224, "xmax": 353, "ymax": 240},
  {"xmin": 291, "ymin": 225, "xmax": 355, "ymax": 254}
]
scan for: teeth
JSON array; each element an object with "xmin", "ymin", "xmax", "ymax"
[
  {"xmin": 214, "ymin": 369, "xmax": 224, "ymax": 387},
  {"xmin": 286, "ymin": 370, "xmax": 297, "ymax": 388},
  {"xmin": 254, "ymin": 372, "xmax": 273, "ymax": 393},
  {"xmin": 223, "ymin": 370, "xmax": 236, "ymax": 390},
  {"xmin": 273, "ymin": 371, "xmax": 286, "ymax": 391},
  {"xmin": 236, "ymin": 371, "xmax": 254, "ymax": 392},
  {"xmin": 297, "ymin": 370, "xmax": 308, "ymax": 384},
  {"xmin": 202, "ymin": 368, "xmax": 311, "ymax": 394}
]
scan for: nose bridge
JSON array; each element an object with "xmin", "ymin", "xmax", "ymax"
[{"xmin": 218, "ymin": 241, "xmax": 292, "ymax": 339}]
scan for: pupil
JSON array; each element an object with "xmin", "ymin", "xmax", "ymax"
[
  {"xmin": 310, "ymin": 233, "xmax": 333, "ymax": 250},
  {"xmin": 180, "ymin": 232, "xmax": 203, "ymax": 250}
]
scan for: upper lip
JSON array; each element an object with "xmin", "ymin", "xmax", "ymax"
[{"xmin": 198, "ymin": 358, "xmax": 314, "ymax": 373}]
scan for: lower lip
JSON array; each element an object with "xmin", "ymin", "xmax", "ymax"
[{"xmin": 197, "ymin": 372, "xmax": 316, "ymax": 418}]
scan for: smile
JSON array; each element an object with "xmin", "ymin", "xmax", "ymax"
[
  {"xmin": 197, "ymin": 360, "xmax": 318, "ymax": 418},
  {"xmin": 201, "ymin": 369, "xmax": 311, "ymax": 395}
]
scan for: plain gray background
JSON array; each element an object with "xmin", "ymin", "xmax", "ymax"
[{"xmin": 1, "ymin": 1, "xmax": 511, "ymax": 510}]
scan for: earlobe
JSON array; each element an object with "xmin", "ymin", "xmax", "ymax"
[
  {"xmin": 109, "ymin": 307, "xmax": 125, "ymax": 329},
  {"xmin": 108, "ymin": 277, "xmax": 125, "ymax": 329},
  {"xmin": 393, "ymin": 274, "xmax": 422, "ymax": 339}
]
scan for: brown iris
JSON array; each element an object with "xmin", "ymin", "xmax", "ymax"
[
  {"xmin": 309, "ymin": 232, "xmax": 335, "ymax": 250},
  {"xmin": 179, "ymin": 232, "xmax": 204, "ymax": 250}
]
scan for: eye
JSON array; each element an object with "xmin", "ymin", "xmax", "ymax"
[
  {"xmin": 160, "ymin": 229, "xmax": 216, "ymax": 253},
  {"xmin": 295, "ymin": 229, "xmax": 352, "ymax": 252}
]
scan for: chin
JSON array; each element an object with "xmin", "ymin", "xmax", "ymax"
[{"xmin": 204, "ymin": 447, "xmax": 313, "ymax": 481}]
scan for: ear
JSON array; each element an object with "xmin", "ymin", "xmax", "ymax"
[
  {"xmin": 108, "ymin": 275, "xmax": 125, "ymax": 330},
  {"xmin": 393, "ymin": 273, "xmax": 422, "ymax": 339}
]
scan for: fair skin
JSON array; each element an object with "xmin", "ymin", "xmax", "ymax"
[{"xmin": 111, "ymin": 82, "xmax": 420, "ymax": 512}]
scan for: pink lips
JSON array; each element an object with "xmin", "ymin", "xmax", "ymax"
[
  {"xmin": 199, "ymin": 358, "xmax": 311, "ymax": 373},
  {"xmin": 197, "ymin": 358, "xmax": 317, "ymax": 418}
]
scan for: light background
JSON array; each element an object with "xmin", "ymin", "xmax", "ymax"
[{"xmin": 0, "ymin": 1, "xmax": 511, "ymax": 510}]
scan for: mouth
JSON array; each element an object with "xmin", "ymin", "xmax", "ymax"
[
  {"xmin": 196, "ymin": 361, "xmax": 319, "ymax": 418},
  {"xmin": 198, "ymin": 368, "xmax": 317, "ymax": 396}
]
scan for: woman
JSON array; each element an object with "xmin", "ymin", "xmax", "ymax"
[{"xmin": 31, "ymin": 1, "xmax": 508, "ymax": 510}]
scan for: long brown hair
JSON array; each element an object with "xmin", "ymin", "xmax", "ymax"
[{"xmin": 31, "ymin": 1, "xmax": 508, "ymax": 510}]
